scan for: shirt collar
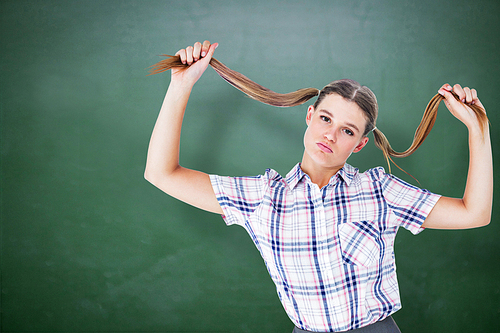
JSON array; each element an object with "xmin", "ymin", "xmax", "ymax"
[{"xmin": 285, "ymin": 163, "xmax": 358, "ymax": 189}]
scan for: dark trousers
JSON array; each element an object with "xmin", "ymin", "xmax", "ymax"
[{"xmin": 292, "ymin": 316, "xmax": 401, "ymax": 333}]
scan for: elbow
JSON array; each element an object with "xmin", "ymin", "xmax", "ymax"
[
  {"xmin": 471, "ymin": 210, "xmax": 492, "ymax": 228},
  {"xmin": 144, "ymin": 167, "xmax": 153, "ymax": 182},
  {"xmin": 462, "ymin": 198, "xmax": 492, "ymax": 229},
  {"xmin": 478, "ymin": 215, "xmax": 491, "ymax": 228},
  {"xmin": 144, "ymin": 164, "xmax": 179, "ymax": 194},
  {"xmin": 144, "ymin": 170, "xmax": 154, "ymax": 185},
  {"xmin": 144, "ymin": 169, "xmax": 168, "ymax": 193},
  {"xmin": 144, "ymin": 165, "xmax": 154, "ymax": 184},
  {"xmin": 480, "ymin": 205, "xmax": 493, "ymax": 227},
  {"xmin": 144, "ymin": 165, "xmax": 163, "ymax": 188}
]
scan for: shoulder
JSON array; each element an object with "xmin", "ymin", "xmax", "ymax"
[
  {"xmin": 264, "ymin": 168, "xmax": 284, "ymax": 183},
  {"xmin": 348, "ymin": 166, "xmax": 431, "ymax": 200},
  {"xmin": 360, "ymin": 166, "xmax": 386, "ymax": 181},
  {"xmin": 355, "ymin": 166, "xmax": 422, "ymax": 190},
  {"xmin": 347, "ymin": 165, "xmax": 386, "ymax": 186},
  {"xmin": 210, "ymin": 167, "xmax": 287, "ymax": 193}
]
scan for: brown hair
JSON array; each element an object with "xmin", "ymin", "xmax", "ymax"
[
  {"xmin": 313, "ymin": 79, "xmax": 378, "ymax": 136},
  {"xmin": 149, "ymin": 55, "xmax": 489, "ymax": 173}
]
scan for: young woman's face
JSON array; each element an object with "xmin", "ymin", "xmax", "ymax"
[{"xmin": 302, "ymin": 93, "xmax": 369, "ymax": 174}]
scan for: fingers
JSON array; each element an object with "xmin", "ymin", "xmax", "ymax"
[
  {"xmin": 201, "ymin": 40, "xmax": 211, "ymax": 57},
  {"xmin": 175, "ymin": 40, "xmax": 216, "ymax": 66},
  {"xmin": 438, "ymin": 83, "xmax": 479, "ymax": 105},
  {"xmin": 470, "ymin": 88, "xmax": 478, "ymax": 105},
  {"xmin": 175, "ymin": 48, "xmax": 187, "ymax": 64},
  {"xmin": 205, "ymin": 41, "xmax": 218, "ymax": 59},
  {"xmin": 453, "ymin": 84, "xmax": 467, "ymax": 103},
  {"xmin": 438, "ymin": 83, "xmax": 455, "ymax": 107},
  {"xmin": 192, "ymin": 42, "xmax": 202, "ymax": 61},
  {"xmin": 185, "ymin": 45, "xmax": 194, "ymax": 64}
]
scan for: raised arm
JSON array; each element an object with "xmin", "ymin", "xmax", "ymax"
[
  {"xmin": 144, "ymin": 41, "xmax": 223, "ymax": 214},
  {"xmin": 423, "ymin": 84, "xmax": 492, "ymax": 229}
]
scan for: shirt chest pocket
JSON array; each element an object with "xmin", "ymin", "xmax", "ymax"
[{"xmin": 338, "ymin": 221, "xmax": 381, "ymax": 268}]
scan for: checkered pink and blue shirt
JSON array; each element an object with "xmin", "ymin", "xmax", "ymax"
[{"xmin": 210, "ymin": 163, "xmax": 440, "ymax": 332}]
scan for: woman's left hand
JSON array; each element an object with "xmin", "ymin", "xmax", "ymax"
[{"xmin": 438, "ymin": 83, "xmax": 486, "ymax": 132}]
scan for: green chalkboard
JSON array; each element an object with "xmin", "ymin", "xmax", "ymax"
[{"xmin": 1, "ymin": 0, "xmax": 499, "ymax": 332}]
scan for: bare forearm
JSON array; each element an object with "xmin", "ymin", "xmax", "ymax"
[
  {"xmin": 462, "ymin": 126, "xmax": 493, "ymax": 225},
  {"xmin": 145, "ymin": 81, "xmax": 193, "ymax": 182},
  {"xmin": 424, "ymin": 128, "xmax": 492, "ymax": 229}
]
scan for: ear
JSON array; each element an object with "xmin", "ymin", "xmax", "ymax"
[
  {"xmin": 306, "ymin": 105, "xmax": 315, "ymax": 125},
  {"xmin": 353, "ymin": 136, "xmax": 369, "ymax": 153}
]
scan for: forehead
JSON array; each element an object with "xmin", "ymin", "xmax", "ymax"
[{"xmin": 316, "ymin": 94, "xmax": 368, "ymax": 126}]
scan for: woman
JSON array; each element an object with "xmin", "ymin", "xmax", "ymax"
[{"xmin": 144, "ymin": 41, "xmax": 492, "ymax": 332}]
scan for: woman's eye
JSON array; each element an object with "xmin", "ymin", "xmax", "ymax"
[
  {"xmin": 344, "ymin": 129, "xmax": 354, "ymax": 136},
  {"xmin": 320, "ymin": 116, "xmax": 330, "ymax": 123}
]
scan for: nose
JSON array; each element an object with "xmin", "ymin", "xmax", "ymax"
[{"xmin": 324, "ymin": 129, "xmax": 337, "ymax": 142}]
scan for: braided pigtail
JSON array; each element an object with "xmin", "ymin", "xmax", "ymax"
[{"xmin": 148, "ymin": 55, "xmax": 320, "ymax": 107}]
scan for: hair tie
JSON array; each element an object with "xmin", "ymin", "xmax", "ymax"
[{"xmin": 372, "ymin": 126, "xmax": 377, "ymax": 132}]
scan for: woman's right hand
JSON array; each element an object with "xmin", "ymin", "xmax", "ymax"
[{"xmin": 172, "ymin": 40, "xmax": 218, "ymax": 86}]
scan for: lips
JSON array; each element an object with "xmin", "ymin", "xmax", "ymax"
[{"xmin": 316, "ymin": 142, "xmax": 333, "ymax": 153}]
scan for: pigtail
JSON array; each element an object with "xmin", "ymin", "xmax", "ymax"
[
  {"xmin": 148, "ymin": 54, "xmax": 320, "ymax": 107},
  {"xmin": 373, "ymin": 92, "xmax": 489, "ymax": 175}
]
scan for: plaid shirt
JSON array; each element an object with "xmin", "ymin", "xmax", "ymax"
[{"xmin": 210, "ymin": 163, "xmax": 440, "ymax": 332}]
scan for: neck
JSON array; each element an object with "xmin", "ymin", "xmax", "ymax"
[{"xmin": 300, "ymin": 152, "xmax": 343, "ymax": 188}]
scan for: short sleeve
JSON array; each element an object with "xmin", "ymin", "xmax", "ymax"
[
  {"xmin": 378, "ymin": 169, "xmax": 441, "ymax": 235},
  {"xmin": 209, "ymin": 173, "xmax": 267, "ymax": 226}
]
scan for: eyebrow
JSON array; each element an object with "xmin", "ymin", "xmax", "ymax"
[{"xmin": 319, "ymin": 109, "xmax": 361, "ymax": 133}]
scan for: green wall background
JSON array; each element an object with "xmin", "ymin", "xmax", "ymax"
[{"xmin": 1, "ymin": 0, "xmax": 499, "ymax": 332}]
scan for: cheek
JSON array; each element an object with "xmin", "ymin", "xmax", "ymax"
[
  {"xmin": 303, "ymin": 129, "xmax": 309, "ymax": 148},
  {"xmin": 303, "ymin": 127, "xmax": 314, "ymax": 148},
  {"xmin": 336, "ymin": 136, "xmax": 356, "ymax": 153}
]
